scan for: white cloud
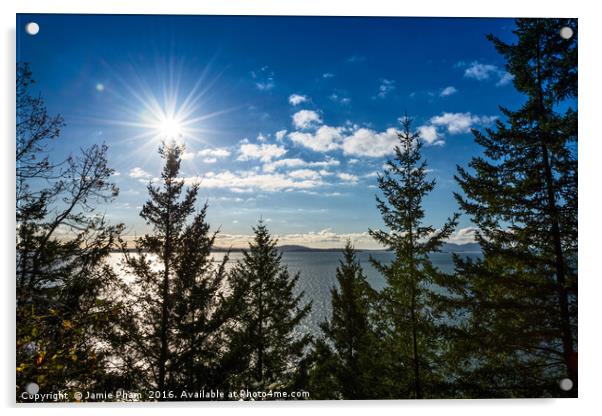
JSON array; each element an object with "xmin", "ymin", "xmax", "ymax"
[
  {"xmin": 197, "ymin": 147, "xmax": 231, "ymax": 158},
  {"xmin": 496, "ymin": 72, "xmax": 514, "ymax": 86},
  {"xmin": 285, "ymin": 110, "xmax": 496, "ymax": 156},
  {"xmin": 215, "ymin": 228, "xmax": 378, "ymax": 249},
  {"xmin": 337, "ymin": 172, "xmax": 359, "ymax": 183},
  {"xmin": 417, "ymin": 125, "xmax": 441, "ymax": 145},
  {"xmin": 288, "ymin": 94, "xmax": 308, "ymax": 106},
  {"xmin": 447, "ymin": 227, "xmax": 480, "ymax": 244},
  {"xmin": 262, "ymin": 158, "xmax": 306, "ymax": 172},
  {"xmin": 287, "ymin": 125, "xmax": 400, "ymax": 157},
  {"xmin": 289, "ymin": 125, "xmax": 343, "ymax": 152},
  {"xmin": 210, "ymin": 196, "xmax": 245, "ymax": 203},
  {"xmin": 185, "ymin": 170, "xmax": 323, "ymax": 192},
  {"xmin": 322, "ymin": 72, "xmax": 334, "ymax": 78},
  {"xmin": 375, "ymin": 79, "xmax": 395, "ymax": 98},
  {"xmin": 288, "ymin": 169, "xmax": 322, "ymax": 180},
  {"xmin": 413, "ymin": 112, "xmax": 496, "ymax": 146},
  {"xmin": 440, "ymin": 86, "xmax": 458, "ymax": 97},
  {"xmin": 430, "ymin": 112, "xmax": 496, "ymax": 135},
  {"xmin": 275, "ymin": 129, "xmax": 287, "ymax": 141},
  {"xmin": 284, "ymin": 228, "xmax": 371, "ymax": 247},
  {"xmin": 180, "ymin": 151, "xmax": 196, "ymax": 160},
  {"xmin": 463, "ymin": 62, "xmax": 499, "ymax": 81},
  {"xmin": 262, "ymin": 157, "xmax": 340, "ymax": 173},
  {"xmin": 292, "ymin": 110, "xmax": 323, "ymax": 129},
  {"xmin": 129, "ymin": 167, "xmax": 151, "ymax": 179},
  {"xmin": 279, "ymin": 228, "xmax": 373, "ymax": 248},
  {"xmin": 342, "ymin": 127, "xmax": 399, "ymax": 157},
  {"xmin": 237, "ymin": 143, "xmax": 287, "ymax": 163},
  {"xmin": 202, "ymin": 157, "xmax": 218, "ymax": 164},
  {"xmin": 462, "ymin": 61, "xmax": 513, "ymax": 87}
]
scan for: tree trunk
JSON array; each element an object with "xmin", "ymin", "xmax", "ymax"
[
  {"xmin": 257, "ymin": 265, "xmax": 264, "ymax": 387},
  {"xmin": 410, "ymin": 281, "xmax": 422, "ymax": 399},
  {"xmin": 158, "ymin": 183, "xmax": 173, "ymax": 395},
  {"xmin": 158, "ymin": 258, "xmax": 169, "ymax": 393}
]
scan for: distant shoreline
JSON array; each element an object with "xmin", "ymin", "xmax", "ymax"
[{"xmin": 112, "ymin": 242, "xmax": 482, "ymax": 254}]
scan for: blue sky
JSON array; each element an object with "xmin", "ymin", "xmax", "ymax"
[{"xmin": 17, "ymin": 14, "xmax": 526, "ymax": 248}]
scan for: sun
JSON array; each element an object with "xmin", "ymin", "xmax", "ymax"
[
  {"xmin": 137, "ymin": 98, "xmax": 196, "ymax": 145},
  {"xmin": 91, "ymin": 59, "xmax": 236, "ymax": 163},
  {"xmin": 157, "ymin": 116, "xmax": 184, "ymax": 141}
]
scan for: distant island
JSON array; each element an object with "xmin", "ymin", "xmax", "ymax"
[
  {"xmin": 215, "ymin": 242, "xmax": 481, "ymax": 253},
  {"xmin": 116, "ymin": 242, "xmax": 481, "ymax": 254},
  {"xmin": 438, "ymin": 242, "xmax": 482, "ymax": 253}
]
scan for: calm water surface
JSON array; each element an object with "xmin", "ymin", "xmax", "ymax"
[{"xmin": 110, "ymin": 251, "xmax": 482, "ymax": 338}]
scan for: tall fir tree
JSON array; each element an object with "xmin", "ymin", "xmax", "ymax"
[
  {"xmin": 121, "ymin": 142, "xmax": 232, "ymax": 397},
  {"xmin": 308, "ymin": 240, "xmax": 383, "ymax": 399},
  {"xmin": 370, "ymin": 116, "xmax": 458, "ymax": 399},
  {"xmin": 440, "ymin": 18, "xmax": 578, "ymax": 397},
  {"xmin": 226, "ymin": 221, "xmax": 312, "ymax": 393},
  {"xmin": 16, "ymin": 62, "xmax": 125, "ymax": 397}
]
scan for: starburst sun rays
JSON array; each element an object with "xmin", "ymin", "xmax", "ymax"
[{"xmin": 89, "ymin": 59, "xmax": 236, "ymax": 171}]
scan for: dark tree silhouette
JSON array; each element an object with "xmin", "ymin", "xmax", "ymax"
[
  {"xmin": 439, "ymin": 18, "xmax": 578, "ymax": 397},
  {"xmin": 16, "ymin": 63, "xmax": 124, "ymax": 397},
  {"xmin": 226, "ymin": 221, "xmax": 312, "ymax": 392},
  {"xmin": 121, "ymin": 142, "xmax": 233, "ymax": 398},
  {"xmin": 14, "ymin": 16, "xmax": 578, "ymax": 401},
  {"xmin": 308, "ymin": 241, "xmax": 383, "ymax": 399},
  {"xmin": 370, "ymin": 116, "xmax": 458, "ymax": 399}
]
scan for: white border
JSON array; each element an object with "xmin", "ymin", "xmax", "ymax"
[{"xmin": 2, "ymin": 1, "xmax": 599, "ymax": 415}]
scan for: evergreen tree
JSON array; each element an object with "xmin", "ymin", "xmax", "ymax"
[
  {"xmin": 308, "ymin": 241, "xmax": 382, "ymax": 399},
  {"xmin": 16, "ymin": 63, "xmax": 125, "ymax": 397},
  {"xmin": 441, "ymin": 18, "xmax": 578, "ymax": 397},
  {"xmin": 169, "ymin": 205, "xmax": 234, "ymax": 393},
  {"xmin": 370, "ymin": 116, "xmax": 458, "ymax": 399},
  {"xmin": 305, "ymin": 339, "xmax": 339, "ymax": 399},
  {"xmin": 121, "ymin": 142, "xmax": 232, "ymax": 397},
  {"xmin": 226, "ymin": 221, "xmax": 312, "ymax": 393}
]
